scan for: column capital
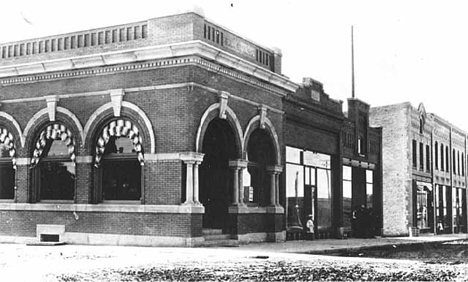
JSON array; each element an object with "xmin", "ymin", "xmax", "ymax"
[
  {"xmin": 180, "ymin": 152, "xmax": 205, "ymax": 164},
  {"xmin": 266, "ymin": 165, "xmax": 283, "ymax": 173},
  {"xmin": 228, "ymin": 159, "xmax": 248, "ymax": 169}
]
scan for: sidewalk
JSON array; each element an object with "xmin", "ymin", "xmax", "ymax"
[{"xmin": 234, "ymin": 233, "xmax": 468, "ymax": 255}]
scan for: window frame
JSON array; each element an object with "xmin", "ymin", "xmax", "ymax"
[
  {"xmin": 95, "ymin": 137, "xmax": 143, "ymax": 204},
  {"xmin": 33, "ymin": 139, "xmax": 76, "ymax": 203}
]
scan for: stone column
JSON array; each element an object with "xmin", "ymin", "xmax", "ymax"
[
  {"xmin": 229, "ymin": 159, "xmax": 248, "ymax": 206},
  {"xmin": 181, "ymin": 152, "xmax": 205, "ymax": 206},
  {"xmin": 193, "ymin": 161, "xmax": 200, "ymax": 204},
  {"xmin": 267, "ymin": 165, "xmax": 283, "ymax": 206},
  {"xmin": 275, "ymin": 173, "xmax": 280, "ymax": 206},
  {"xmin": 184, "ymin": 160, "xmax": 195, "ymax": 204}
]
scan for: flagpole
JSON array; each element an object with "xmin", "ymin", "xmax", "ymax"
[{"xmin": 351, "ymin": 25, "xmax": 355, "ymax": 99}]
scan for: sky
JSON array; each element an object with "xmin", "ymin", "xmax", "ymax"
[{"xmin": 1, "ymin": 0, "xmax": 468, "ymax": 130}]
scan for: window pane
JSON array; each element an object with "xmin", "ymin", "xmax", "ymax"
[
  {"xmin": 343, "ymin": 180, "xmax": 352, "ymax": 228},
  {"xmin": 286, "ymin": 146, "xmax": 301, "ymax": 164},
  {"xmin": 286, "ymin": 164, "xmax": 303, "ymax": 198},
  {"xmin": 366, "ymin": 170, "xmax": 373, "ymax": 184},
  {"xmin": 47, "ymin": 140, "xmax": 69, "ymax": 157},
  {"xmin": 105, "ymin": 137, "xmax": 134, "ymax": 154},
  {"xmin": 343, "ymin": 165, "xmax": 352, "ymax": 181},
  {"xmin": 310, "ymin": 167, "xmax": 316, "ymax": 186},
  {"xmin": 303, "ymin": 151, "xmax": 331, "ymax": 169},
  {"xmin": 317, "ymin": 169, "xmax": 332, "ymax": 229},
  {"xmin": 0, "ymin": 163, "xmax": 14, "ymax": 199},
  {"xmin": 0, "ymin": 143, "xmax": 10, "ymax": 157},
  {"xmin": 102, "ymin": 160, "xmax": 141, "ymax": 200},
  {"xmin": 40, "ymin": 161, "xmax": 75, "ymax": 200},
  {"xmin": 366, "ymin": 183, "xmax": 373, "ymax": 209}
]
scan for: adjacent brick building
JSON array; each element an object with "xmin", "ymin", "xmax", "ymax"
[
  {"xmin": 0, "ymin": 11, "xmax": 383, "ymax": 246},
  {"xmin": 370, "ymin": 102, "xmax": 467, "ymax": 236},
  {"xmin": 284, "ymin": 78, "xmax": 382, "ymax": 239}
]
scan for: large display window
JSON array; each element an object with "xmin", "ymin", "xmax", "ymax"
[{"xmin": 286, "ymin": 146, "xmax": 332, "ymax": 236}]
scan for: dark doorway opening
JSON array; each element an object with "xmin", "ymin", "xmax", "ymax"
[{"xmin": 199, "ymin": 119, "xmax": 238, "ymax": 231}]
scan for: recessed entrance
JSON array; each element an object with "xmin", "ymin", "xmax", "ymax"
[{"xmin": 199, "ymin": 118, "xmax": 238, "ymax": 231}]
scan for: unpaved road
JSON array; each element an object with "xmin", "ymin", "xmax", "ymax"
[{"xmin": 0, "ymin": 243, "xmax": 467, "ymax": 281}]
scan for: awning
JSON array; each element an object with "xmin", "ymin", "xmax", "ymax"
[
  {"xmin": 31, "ymin": 124, "xmax": 75, "ymax": 167},
  {"xmin": 94, "ymin": 119, "xmax": 144, "ymax": 168},
  {"xmin": 0, "ymin": 128, "xmax": 17, "ymax": 169}
]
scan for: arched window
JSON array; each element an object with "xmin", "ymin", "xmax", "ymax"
[
  {"xmin": 440, "ymin": 143, "xmax": 444, "ymax": 171},
  {"xmin": 95, "ymin": 119, "xmax": 144, "ymax": 203},
  {"xmin": 31, "ymin": 124, "xmax": 76, "ymax": 201},
  {"xmin": 435, "ymin": 142, "xmax": 438, "ymax": 170}
]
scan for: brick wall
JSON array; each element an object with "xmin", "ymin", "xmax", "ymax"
[
  {"xmin": 0, "ymin": 210, "xmax": 201, "ymax": 238},
  {"xmin": 0, "ymin": 29, "xmax": 287, "ymax": 244},
  {"xmin": 370, "ymin": 103, "xmax": 412, "ymax": 236}
]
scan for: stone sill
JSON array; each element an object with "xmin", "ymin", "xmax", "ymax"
[
  {"xmin": 228, "ymin": 205, "xmax": 284, "ymax": 214},
  {"xmin": 0, "ymin": 203, "xmax": 205, "ymax": 214}
]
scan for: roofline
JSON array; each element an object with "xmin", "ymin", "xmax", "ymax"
[{"xmin": 0, "ymin": 40, "xmax": 300, "ymax": 93}]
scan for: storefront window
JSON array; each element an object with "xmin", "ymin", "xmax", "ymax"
[
  {"xmin": 286, "ymin": 163, "xmax": 304, "ymax": 229},
  {"xmin": 343, "ymin": 166, "xmax": 352, "ymax": 228},
  {"xmin": 286, "ymin": 146, "xmax": 333, "ymax": 234},
  {"xmin": 317, "ymin": 168, "xmax": 332, "ymax": 229}
]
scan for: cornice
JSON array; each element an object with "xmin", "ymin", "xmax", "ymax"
[{"xmin": 0, "ymin": 40, "xmax": 299, "ymax": 94}]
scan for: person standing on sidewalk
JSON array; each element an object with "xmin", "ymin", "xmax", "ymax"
[{"xmin": 306, "ymin": 214, "xmax": 315, "ymax": 240}]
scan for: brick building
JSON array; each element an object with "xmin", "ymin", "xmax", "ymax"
[
  {"xmin": 0, "ymin": 11, "xmax": 382, "ymax": 246},
  {"xmin": 370, "ymin": 102, "xmax": 467, "ymax": 236},
  {"xmin": 284, "ymin": 78, "xmax": 382, "ymax": 239}
]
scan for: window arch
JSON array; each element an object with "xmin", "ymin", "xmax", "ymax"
[
  {"xmin": 31, "ymin": 123, "xmax": 76, "ymax": 201},
  {"xmin": 0, "ymin": 127, "xmax": 16, "ymax": 200},
  {"xmin": 94, "ymin": 119, "xmax": 144, "ymax": 202}
]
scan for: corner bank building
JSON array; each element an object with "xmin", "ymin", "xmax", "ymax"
[{"xmin": 0, "ymin": 12, "xmax": 382, "ymax": 246}]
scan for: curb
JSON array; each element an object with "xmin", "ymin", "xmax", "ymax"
[{"xmin": 303, "ymin": 239, "xmax": 457, "ymax": 255}]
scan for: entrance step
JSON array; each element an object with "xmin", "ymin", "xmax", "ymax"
[
  {"xmin": 202, "ymin": 229, "xmax": 223, "ymax": 236},
  {"xmin": 202, "ymin": 229, "xmax": 239, "ymax": 247}
]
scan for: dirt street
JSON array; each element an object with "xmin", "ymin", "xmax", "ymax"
[{"xmin": 0, "ymin": 242, "xmax": 467, "ymax": 281}]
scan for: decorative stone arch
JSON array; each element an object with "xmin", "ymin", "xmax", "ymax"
[
  {"xmin": 23, "ymin": 107, "xmax": 84, "ymax": 147},
  {"xmin": 243, "ymin": 115, "xmax": 281, "ymax": 165},
  {"xmin": 195, "ymin": 103, "xmax": 243, "ymax": 158},
  {"xmin": 94, "ymin": 119, "xmax": 145, "ymax": 167},
  {"xmin": 83, "ymin": 101, "xmax": 155, "ymax": 154},
  {"xmin": 0, "ymin": 127, "xmax": 18, "ymax": 169},
  {"xmin": 0, "ymin": 112, "xmax": 24, "ymax": 147},
  {"xmin": 30, "ymin": 123, "xmax": 77, "ymax": 167}
]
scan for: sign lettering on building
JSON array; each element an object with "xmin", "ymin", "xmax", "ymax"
[{"xmin": 224, "ymin": 35, "xmax": 256, "ymax": 59}]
